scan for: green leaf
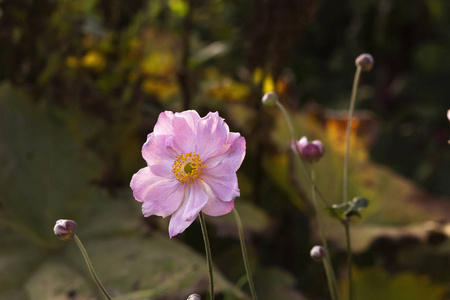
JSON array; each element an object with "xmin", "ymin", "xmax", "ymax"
[
  {"xmin": 64, "ymin": 235, "xmax": 247, "ymax": 299},
  {"xmin": 25, "ymin": 260, "xmax": 95, "ymax": 300},
  {"xmin": 344, "ymin": 197, "xmax": 369, "ymax": 218},
  {"xmin": 0, "ymin": 84, "xmax": 108, "ymax": 248},
  {"xmin": 0, "ymin": 243, "xmax": 44, "ymax": 295}
]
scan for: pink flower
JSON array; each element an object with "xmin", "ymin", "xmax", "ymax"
[
  {"xmin": 131, "ymin": 111, "xmax": 246, "ymax": 237},
  {"xmin": 291, "ymin": 136, "xmax": 325, "ymax": 163}
]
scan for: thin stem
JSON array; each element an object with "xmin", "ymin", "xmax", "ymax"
[
  {"xmin": 311, "ymin": 169, "xmax": 340, "ymax": 300},
  {"xmin": 342, "ymin": 66, "xmax": 361, "ymax": 300},
  {"xmin": 323, "ymin": 257, "xmax": 341, "ymax": 300},
  {"xmin": 343, "ymin": 66, "xmax": 362, "ymax": 205},
  {"xmin": 233, "ymin": 209, "xmax": 258, "ymax": 300},
  {"xmin": 344, "ymin": 222, "xmax": 353, "ymax": 300},
  {"xmin": 275, "ymin": 102, "xmax": 324, "ymax": 205},
  {"xmin": 199, "ymin": 212, "xmax": 214, "ymax": 300},
  {"xmin": 311, "ymin": 168, "xmax": 327, "ymax": 243},
  {"xmin": 74, "ymin": 234, "xmax": 112, "ymax": 300},
  {"xmin": 275, "ymin": 101, "xmax": 297, "ymax": 139},
  {"xmin": 275, "ymin": 101, "xmax": 341, "ymax": 220}
]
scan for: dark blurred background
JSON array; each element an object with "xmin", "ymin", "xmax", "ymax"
[{"xmin": 0, "ymin": 0, "xmax": 449, "ymax": 299}]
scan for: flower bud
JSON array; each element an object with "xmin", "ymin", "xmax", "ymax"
[
  {"xmin": 54, "ymin": 219, "xmax": 77, "ymax": 241},
  {"xmin": 186, "ymin": 294, "xmax": 201, "ymax": 300},
  {"xmin": 310, "ymin": 245, "xmax": 326, "ymax": 262},
  {"xmin": 355, "ymin": 53, "xmax": 374, "ymax": 71},
  {"xmin": 262, "ymin": 92, "xmax": 279, "ymax": 106},
  {"xmin": 292, "ymin": 137, "xmax": 325, "ymax": 163}
]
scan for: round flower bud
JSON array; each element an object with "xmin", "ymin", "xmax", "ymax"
[
  {"xmin": 291, "ymin": 137, "xmax": 325, "ymax": 163},
  {"xmin": 355, "ymin": 53, "xmax": 374, "ymax": 71},
  {"xmin": 262, "ymin": 92, "xmax": 279, "ymax": 107},
  {"xmin": 310, "ymin": 245, "xmax": 326, "ymax": 262},
  {"xmin": 54, "ymin": 219, "xmax": 77, "ymax": 241},
  {"xmin": 186, "ymin": 294, "xmax": 201, "ymax": 300}
]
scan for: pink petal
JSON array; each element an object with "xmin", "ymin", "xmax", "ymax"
[
  {"xmin": 226, "ymin": 133, "xmax": 246, "ymax": 171},
  {"xmin": 142, "ymin": 134, "xmax": 175, "ymax": 179},
  {"xmin": 204, "ymin": 133, "xmax": 246, "ymax": 172},
  {"xmin": 130, "ymin": 167, "xmax": 161, "ymax": 203},
  {"xmin": 168, "ymin": 202, "xmax": 196, "ymax": 238},
  {"xmin": 198, "ymin": 180, "xmax": 235, "ymax": 216},
  {"xmin": 195, "ymin": 112, "xmax": 230, "ymax": 161},
  {"xmin": 171, "ymin": 115, "xmax": 196, "ymax": 153},
  {"xmin": 174, "ymin": 110, "xmax": 201, "ymax": 129},
  {"xmin": 141, "ymin": 179, "xmax": 185, "ymax": 218},
  {"xmin": 153, "ymin": 111, "xmax": 175, "ymax": 135},
  {"xmin": 168, "ymin": 182, "xmax": 208, "ymax": 238},
  {"xmin": 202, "ymin": 198, "xmax": 235, "ymax": 217},
  {"xmin": 182, "ymin": 183, "xmax": 208, "ymax": 221},
  {"xmin": 142, "ymin": 134, "xmax": 173, "ymax": 164},
  {"xmin": 202, "ymin": 163, "xmax": 240, "ymax": 202},
  {"xmin": 299, "ymin": 136, "xmax": 308, "ymax": 146}
]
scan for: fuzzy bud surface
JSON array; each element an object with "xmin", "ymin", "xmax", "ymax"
[
  {"xmin": 355, "ymin": 53, "xmax": 374, "ymax": 71},
  {"xmin": 54, "ymin": 219, "xmax": 77, "ymax": 241},
  {"xmin": 310, "ymin": 245, "xmax": 327, "ymax": 262}
]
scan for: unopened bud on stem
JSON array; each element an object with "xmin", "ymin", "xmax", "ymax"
[
  {"xmin": 186, "ymin": 294, "xmax": 201, "ymax": 300},
  {"xmin": 262, "ymin": 92, "xmax": 279, "ymax": 107},
  {"xmin": 355, "ymin": 53, "xmax": 374, "ymax": 71},
  {"xmin": 292, "ymin": 137, "xmax": 325, "ymax": 163},
  {"xmin": 54, "ymin": 219, "xmax": 77, "ymax": 241},
  {"xmin": 310, "ymin": 245, "xmax": 327, "ymax": 262}
]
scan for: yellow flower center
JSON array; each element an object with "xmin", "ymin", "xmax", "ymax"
[{"xmin": 171, "ymin": 152, "xmax": 205, "ymax": 184}]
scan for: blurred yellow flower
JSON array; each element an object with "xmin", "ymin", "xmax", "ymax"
[
  {"xmin": 203, "ymin": 78, "xmax": 249, "ymax": 102},
  {"xmin": 141, "ymin": 78, "xmax": 178, "ymax": 100},
  {"xmin": 263, "ymin": 75, "xmax": 275, "ymax": 95},
  {"xmin": 142, "ymin": 52, "xmax": 175, "ymax": 75},
  {"xmin": 82, "ymin": 50, "xmax": 106, "ymax": 71}
]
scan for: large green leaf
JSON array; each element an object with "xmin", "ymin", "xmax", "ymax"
[
  {"xmin": 0, "ymin": 83, "xmax": 108, "ymax": 249},
  {"xmin": 64, "ymin": 235, "xmax": 246, "ymax": 299}
]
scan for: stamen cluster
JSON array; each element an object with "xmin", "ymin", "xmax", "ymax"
[{"xmin": 171, "ymin": 152, "xmax": 205, "ymax": 184}]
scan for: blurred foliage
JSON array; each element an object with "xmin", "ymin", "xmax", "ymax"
[
  {"xmin": 0, "ymin": 0, "xmax": 450, "ymax": 299},
  {"xmin": 341, "ymin": 267, "xmax": 446, "ymax": 300}
]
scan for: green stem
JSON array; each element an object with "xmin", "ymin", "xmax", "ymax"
[
  {"xmin": 311, "ymin": 169, "xmax": 340, "ymax": 300},
  {"xmin": 344, "ymin": 222, "xmax": 353, "ymax": 300},
  {"xmin": 199, "ymin": 212, "xmax": 214, "ymax": 300},
  {"xmin": 74, "ymin": 234, "xmax": 112, "ymax": 300},
  {"xmin": 233, "ymin": 209, "xmax": 258, "ymax": 300},
  {"xmin": 275, "ymin": 101, "xmax": 340, "ymax": 220},
  {"xmin": 322, "ymin": 257, "xmax": 341, "ymax": 300},
  {"xmin": 343, "ymin": 66, "xmax": 362, "ymax": 205},
  {"xmin": 275, "ymin": 101, "xmax": 297, "ymax": 140},
  {"xmin": 342, "ymin": 66, "xmax": 361, "ymax": 300}
]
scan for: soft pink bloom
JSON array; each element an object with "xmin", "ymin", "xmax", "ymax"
[
  {"xmin": 131, "ymin": 111, "xmax": 246, "ymax": 238},
  {"xmin": 291, "ymin": 136, "xmax": 325, "ymax": 163}
]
